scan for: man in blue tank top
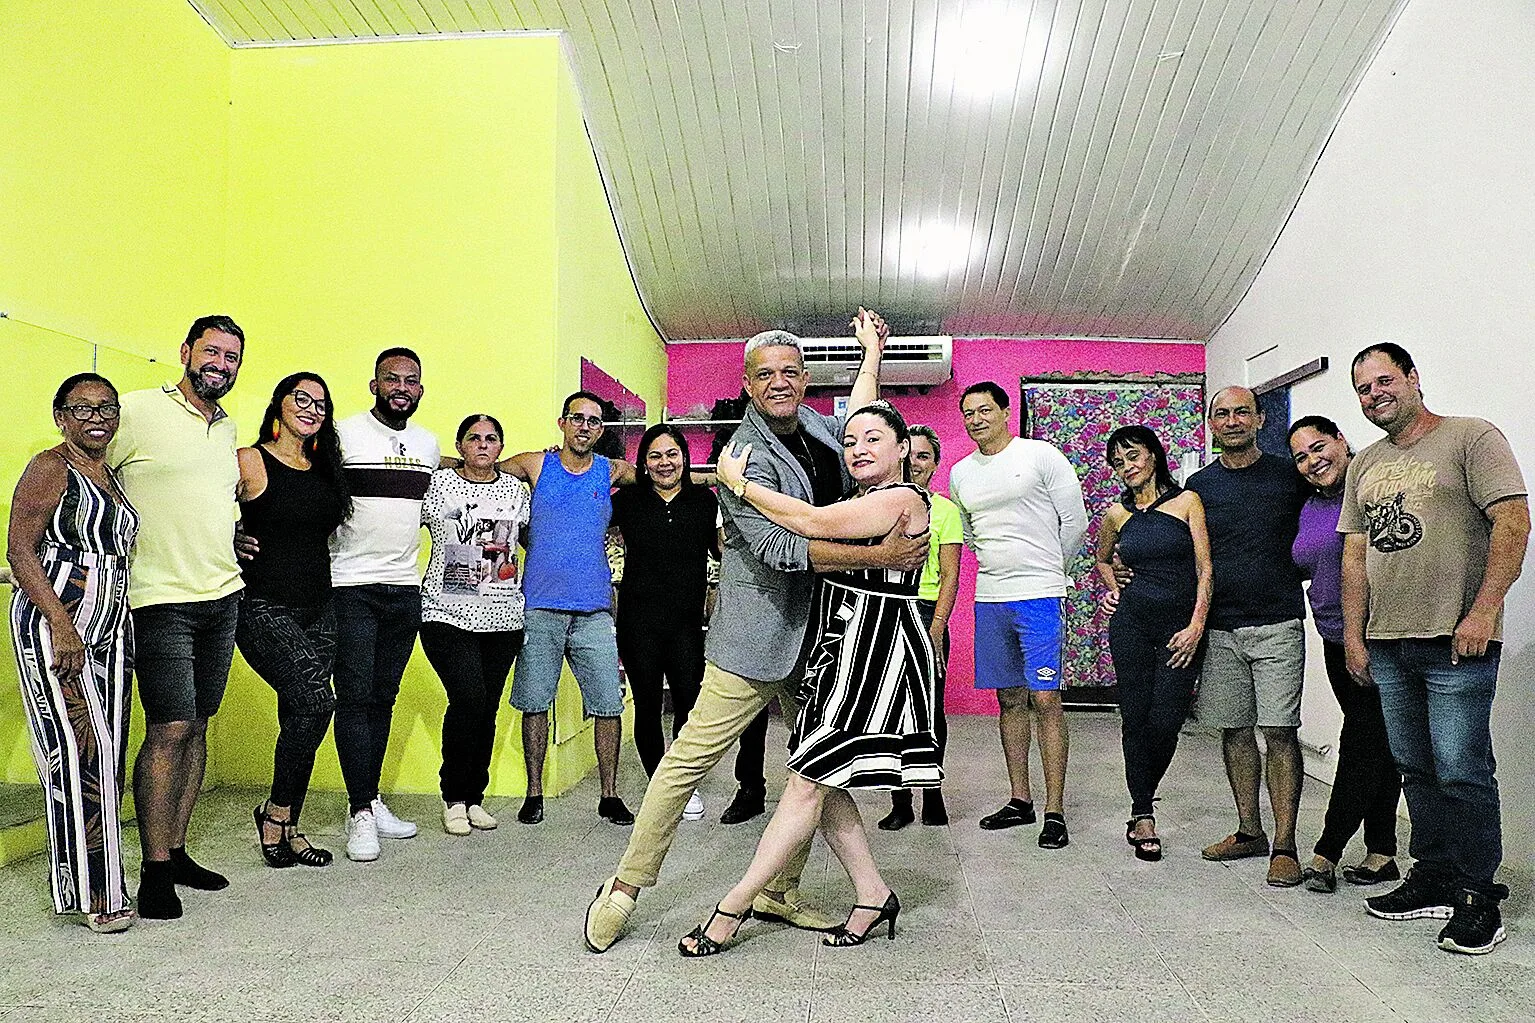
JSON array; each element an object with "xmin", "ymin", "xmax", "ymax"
[{"xmin": 500, "ymin": 391, "xmax": 639, "ymax": 826}]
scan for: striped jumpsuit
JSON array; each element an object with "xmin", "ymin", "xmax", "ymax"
[{"xmin": 9, "ymin": 460, "xmax": 139, "ymax": 915}]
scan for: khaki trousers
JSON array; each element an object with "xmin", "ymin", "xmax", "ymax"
[{"xmin": 616, "ymin": 659, "xmax": 810, "ymax": 889}]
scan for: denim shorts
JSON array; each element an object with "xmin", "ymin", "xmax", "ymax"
[
  {"xmin": 973, "ymin": 597, "xmax": 1064, "ymax": 691},
  {"xmin": 131, "ymin": 591, "xmax": 241, "ymax": 723},
  {"xmin": 510, "ymin": 608, "xmax": 624, "ymax": 716}
]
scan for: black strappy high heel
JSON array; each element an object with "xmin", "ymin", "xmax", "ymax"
[
  {"xmin": 1126, "ymin": 815, "xmax": 1163, "ymax": 862},
  {"xmin": 823, "ymin": 891, "xmax": 900, "ymax": 946},
  {"xmin": 678, "ymin": 903, "xmax": 753, "ymax": 957},
  {"xmin": 254, "ymin": 804, "xmax": 297, "ymax": 869}
]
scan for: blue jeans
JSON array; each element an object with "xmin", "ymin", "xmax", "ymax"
[{"xmin": 1369, "ymin": 638, "xmax": 1501, "ymax": 891}]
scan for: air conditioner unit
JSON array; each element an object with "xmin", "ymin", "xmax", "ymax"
[{"xmin": 799, "ymin": 335, "xmax": 953, "ymax": 388}]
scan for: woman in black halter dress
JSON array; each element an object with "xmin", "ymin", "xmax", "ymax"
[{"xmin": 1095, "ymin": 425, "xmax": 1212, "ymax": 861}]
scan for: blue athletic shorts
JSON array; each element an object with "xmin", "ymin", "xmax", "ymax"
[{"xmin": 973, "ymin": 597, "xmax": 1064, "ymax": 691}]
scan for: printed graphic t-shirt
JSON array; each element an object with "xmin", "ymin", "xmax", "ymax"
[
  {"xmin": 329, "ymin": 412, "xmax": 441, "ymax": 587},
  {"xmin": 1338, "ymin": 416, "xmax": 1526, "ymax": 641},
  {"xmin": 420, "ymin": 468, "xmax": 532, "ymax": 632}
]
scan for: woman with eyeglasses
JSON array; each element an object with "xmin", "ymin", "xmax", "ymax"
[
  {"xmin": 235, "ymin": 373, "xmax": 351, "ymax": 868},
  {"xmin": 8, "ymin": 373, "xmax": 139, "ymax": 931}
]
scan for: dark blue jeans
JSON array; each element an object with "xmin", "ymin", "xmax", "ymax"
[
  {"xmin": 1369, "ymin": 638, "xmax": 1501, "ymax": 892},
  {"xmin": 332, "ymin": 584, "xmax": 421, "ymax": 812}
]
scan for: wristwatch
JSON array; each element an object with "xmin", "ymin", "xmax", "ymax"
[{"xmin": 730, "ymin": 478, "xmax": 748, "ymax": 498}]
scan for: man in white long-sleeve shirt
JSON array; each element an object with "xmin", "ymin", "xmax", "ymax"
[{"xmin": 949, "ymin": 381, "xmax": 1088, "ymax": 848}]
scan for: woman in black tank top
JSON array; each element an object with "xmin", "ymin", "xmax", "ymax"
[
  {"xmin": 235, "ymin": 373, "xmax": 350, "ymax": 869},
  {"xmin": 1094, "ymin": 426, "xmax": 1212, "ymax": 861}
]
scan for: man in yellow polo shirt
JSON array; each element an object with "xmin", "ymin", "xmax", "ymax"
[{"xmin": 107, "ymin": 315, "xmax": 245, "ymax": 921}]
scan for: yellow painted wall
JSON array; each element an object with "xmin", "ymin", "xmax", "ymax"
[
  {"xmin": 2, "ymin": 8, "xmax": 666, "ymax": 824},
  {"xmin": 214, "ymin": 36, "xmax": 665, "ymax": 800},
  {"xmin": 0, "ymin": 0, "xmax": 231, "ymax": 788}
]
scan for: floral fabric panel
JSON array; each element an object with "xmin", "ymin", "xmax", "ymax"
[{"xmin": 1025, "ymin": 383, "xmax": 1206, "ymax": 688}]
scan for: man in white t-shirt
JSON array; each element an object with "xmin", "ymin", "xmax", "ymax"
[
  {"xmin": 948, "ymin": 381, "xmax": 1087, "ymax": 848},
  {"xmin": 329, "ymin": 348, "xmax": 441, "ymax": 862}
]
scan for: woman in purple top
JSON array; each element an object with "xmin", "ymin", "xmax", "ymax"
[{"xmin": 1289, "ymin": 416, "xmax": 1400, "ymax": 893}]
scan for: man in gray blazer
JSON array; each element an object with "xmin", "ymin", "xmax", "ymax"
[{"xmin": 585, "ymin": 311, "xmax": 927, "ymax": 952}]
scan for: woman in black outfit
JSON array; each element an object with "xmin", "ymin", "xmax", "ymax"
[
  {"xmin": 236, "ymin": 372, "xmax": 350, "ymax": 867},
  {"xmin": 1094, "ymin": 425, "xmax": 1212, "ymax": 860},
  {"xmin": 611, "ymin": 424, "xmax": 719, "ymax": 818}
]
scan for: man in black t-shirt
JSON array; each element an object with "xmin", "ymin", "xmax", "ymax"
[{"xmin": 1186, "ymin": 386, "xmax": 1310, "ymax": 888}]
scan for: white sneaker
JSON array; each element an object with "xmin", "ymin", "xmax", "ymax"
[
  {"xmin": 346, "ymin": 809, "xmax": 380, "ymax": 862},
  {"xmin": 443, "ymin": 802, "xmax": 471, "ymax": 836},
  {"xmin": 371, "ymin": 797, "xmax": 417, "ymax": 839},
  {"xmin": 683, "ymin": 791, "xmax": 705, "ymax": 821},
  {"xmin": 466, "ymin": 804, "xmax": 498, "ymax": 830}
]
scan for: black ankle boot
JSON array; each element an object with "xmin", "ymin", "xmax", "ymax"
[
  {"xmin": 720, "ymin": 787, "xmax": 766, "ymax": 825},
  {"xmin": 878, "ymin": 791, "xmax": 915, "ymax": 831},
  {"xmin": 169, "ymin": 846, "xmax": 229, "ymax": 891},
  {"xmin": 137, "ymin": 861, "xmax": 182, "ymax": 920},
  {"xmin": 921, "ymin": 789, "xmax": 949, "ymax": 826}
]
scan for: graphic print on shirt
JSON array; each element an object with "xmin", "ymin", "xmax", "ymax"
[
  {"xmin": 1355, "ymin": 454, "xmax": 1434, "ymax": 553},
  {"xmin": 439, "ymin": 494, "xmax": 523, "ymax": 603}
]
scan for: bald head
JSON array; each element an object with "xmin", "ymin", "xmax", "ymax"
[{"xmin": 1208, "ymin": 385, "xmax": 1257, "ymax": 418}]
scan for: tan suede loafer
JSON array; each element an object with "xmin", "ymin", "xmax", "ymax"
[
  {"xmin": 584, "ymin": 876, "xmax": 635, "ymax": 953},
  {"xmin": 752, "ymin": 887, "xmax": 836, "ymax": 932}
]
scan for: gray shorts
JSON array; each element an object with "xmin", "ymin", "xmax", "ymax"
[
  {"xmin": 131, "ymin": 592, "xmax": 240, "ymax": 724},
  {"xmin": 1196, "ymin": 619, "xmax": 1304, "ymax": 729}
]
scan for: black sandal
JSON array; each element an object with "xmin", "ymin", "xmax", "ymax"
[
  {"xmin": 254, "ymin": 804, "xmax": 297, "ymax": 869},
  {"xmin": 284, "ymin": 825, "xmax": 333, "ymax": 867},
  {"xmin": 1126, "ymin": 815, "xmax": 1162, "ymax": 862},
  {"xmin": 678, "ymin": 903, "xmax": 753, "ymax": 957}
]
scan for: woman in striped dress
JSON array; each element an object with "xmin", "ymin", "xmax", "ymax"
[
  {"xmin": 7, "ymin": 373, "xmax": 139, "ymax": 932},
  {"xmin": 678, "ymin": 400, "xmax": 938, "ymax": 956}
]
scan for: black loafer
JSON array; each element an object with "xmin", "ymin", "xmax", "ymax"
[
  {"xmin": 978, "ymin": 800, "xmax": 1036, "ymax": 831},
  {"xmin": 598, "ymin": 797, "xmax": 634, "ymax": 826},
  {"xmin": 1038, "ymin": 813, "xmax": 1070, "ymax": 849},
  {"xmin": 1303, "ymin": 866, "xmax": 1337, "ymax": 893},
  {"xmin": 1343, "ymin": 860, "xmax": 1401, "ymax": 886},
  {"xmin": 720, "ymin": 788, "xmax": 766, "ymax": 825}
]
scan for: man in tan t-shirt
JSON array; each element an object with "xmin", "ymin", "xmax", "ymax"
[{"xmin": 1339, "ymin": 342, "xmax": 1529, "ymax": 956}]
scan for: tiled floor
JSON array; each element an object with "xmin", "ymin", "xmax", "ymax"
[{"xmin": 0, "ymin": 713, "xmax": 1529, "ymax": 1023}]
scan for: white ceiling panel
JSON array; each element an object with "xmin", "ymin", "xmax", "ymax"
[{"xmin": 188, "ymin": 0, "xmax": 1409, "ymax": 339}]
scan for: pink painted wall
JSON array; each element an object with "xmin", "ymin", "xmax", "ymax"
[{"xmin": 667, "ymin": 338, "xmax": 1206, "ymax": 714}]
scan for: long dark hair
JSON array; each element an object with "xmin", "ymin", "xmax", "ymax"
[
  {"xmin": 847, "ymin": 400, "xmax": 913, "ymax": 483},
  {"xmin": 633, "ymin": 423, "xmax": 694, "ymax": 490},
  {"xmin": 256, "ymin": 372, "xmax": 352, "ymax": 520},
  {"xmin": 1105, "ymin": 424, "xmax": 1178, "ymax": 496}
]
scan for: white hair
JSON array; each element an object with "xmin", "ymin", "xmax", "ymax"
[{"xmin": 743, "ymin": 329, "xmax": 804, "ymax": 366}]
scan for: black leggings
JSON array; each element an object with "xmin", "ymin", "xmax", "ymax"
[
  {"xmin": 617, "ymin": 619, "xmax": 704, "ymax": 776},
  {"xmin": 1110, "ymin": 611, "xmax": 1200, "ymax": 817},
  {"xmin": 419, "ymin": 623, "xmax": 523, "ymax": 806},
  {"xmin": 1314, "ymin": 639, "xmax": 1400, "ymax": 863},
  {"xmin": 235, "ymin": 596, "xmax": 337, "ymax": 824}
]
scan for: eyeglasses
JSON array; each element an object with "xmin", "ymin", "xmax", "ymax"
[
  {"xmin": 563, "ymin": 413, "xmax": 603, "ymax": 428},
  {"xmin": 288, "ymin": 391, "xmax": 330, "ymax": 414},
  {"xmin": 59, "ymin": 404, "xmax": 121, "ymax": 422}
]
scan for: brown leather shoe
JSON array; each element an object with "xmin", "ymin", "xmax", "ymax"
[
  {"xmin": 1201, "ymin": 832, "xmax": 1269, "ymax": 861},
  {"xmin": 1267, "ymin": 852, "xmax": 1304, "ymax": 888}
]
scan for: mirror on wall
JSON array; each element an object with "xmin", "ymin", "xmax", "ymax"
[{"xmin": 579, "ymin": 357, "xmax": 647, "ymax": 462}]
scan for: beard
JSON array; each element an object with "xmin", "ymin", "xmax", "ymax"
[
  {"xmin": 188, "ymin": 365, "xmax": 235, "ymax": 401},
  {"xmin": 375, "ymin": 393, "xmax": 421, "ymax": 422}
]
